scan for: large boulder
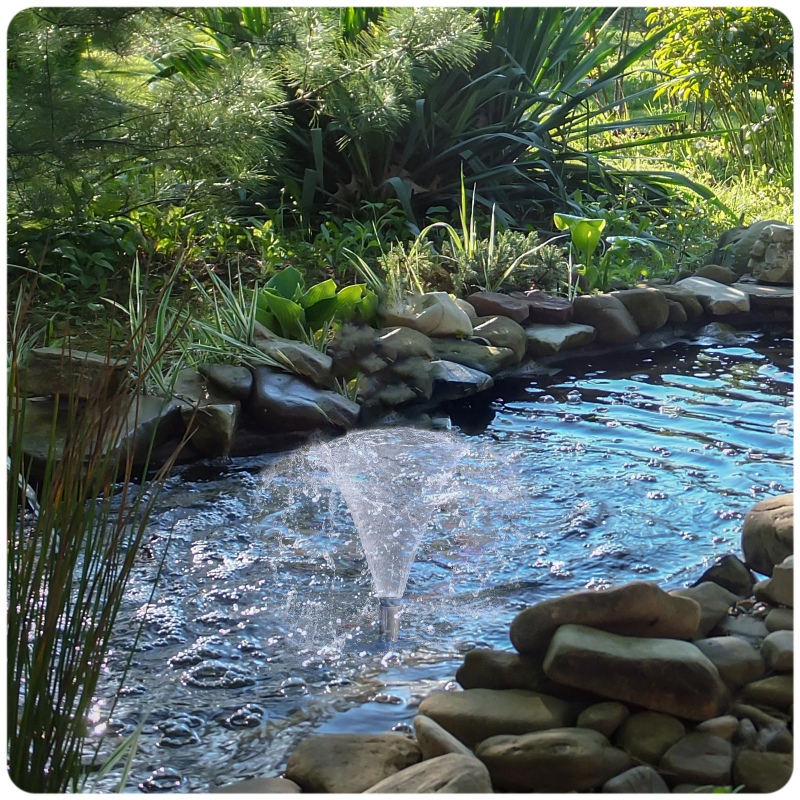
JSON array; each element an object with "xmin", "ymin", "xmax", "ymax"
[
  {"xmin": 747, "ymin": 223, "xmax": 793, "ymax": 284},
  {"xmin": 198, "ymin": 364, "xmax": 254, "ymax": 403},
  {"xmin": 608, "ymin": 288, "xmax": 670, "ymax": 332},
  {"xmin": 180, "ymin": 402, "xmax": 240, "ymax": 458},
  {"xmin": 417, "ymin": 688, "xmax": 577, "ymax": 750},
  {"xmin": 247, "ymin": 368, "xmax": 360, "ymax": 432},
  {"xmin": 741, "ymin": 493, "xmax": 793, "ymax": 576},
  {"xmin": 475, "ymin": 728, "xmax": 633, "ymax": 793},
  {"xmin": 525, "ymin": 322, "xmax": 597, "ymax": 356},
  {"xmin": 253, "ymin": 322, "xmax": 333, "ymax": 387},
  {"xmin": 466, "ymin": 291, "xmax": 530, "ymax": 323},
  {"xmin": 284, "ymin": 733, "xmax": 421, "ymax": 793},
  {"xmin": 510, "ymin": 581, "xmax": 701, "ymax": 656},
  {"xmin": 472, "ymin": 316, "xmax": 527, "ymax": 362},
  {"xmin": 21, "ymin": 346, "xmax": 130, "ymax": 399},
  {"xmin": 363, "ymin": 754, "xmax": 492, "ymax": 793},
  {"xmin": 571, "ymin": 295, "xmax": 640, "ymax": 344},
  {"xmin": 674, "ymin": 277, "xmax": 750, "ymax": 315},
  {"xmin": 542, "ymin": 625, "xmax": 730, "ymax": 720},
  {"xmin": 382, "ymin": 292, "xmax": 474, "ymax": 338}
]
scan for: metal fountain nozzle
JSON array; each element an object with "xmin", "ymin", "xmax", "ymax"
[{"xmin": 378, "ymin": 598, "xmax": 402, "ymax": 641}]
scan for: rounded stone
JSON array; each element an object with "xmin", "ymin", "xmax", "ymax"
[
  {"xmin": 760, "ymin": 630, "xmax": 793, "ymax": 672},
  {"xmin": 210, "ymin": 777, "xmax": 301, "ymax": 793},
  {"xmin": 363, "ymin": 753, "xmax": 492, "ymax": 793},
  {"xmin": 608, "ymin": 287, "xmax": 670, "ymax": 331},
  {"xmin": 694, "ymin": 264, "xmax": 737, "ymax": 285},
  {"xmin": 601, "ymin": 765, "xmax": 670, "ymax": 793},
  {"xmin": 737, "ymin": 674, "xmax": 793, "ymax": 711},
  {"xmin": 733, "ymin": 750, "xmax": 793, "ymax": 793},
  {"xmin": 412, "ymin": 715, "xmax": 475, "ymax": 761},
  {"xmin": 694, "ymin": 715, "xmax": 739, "ymax": 742},
  {"xmin": 741, "ymin": 493, "xmax": 793, "ymax": 577},
  {"xmin": 615, "ymin": 711, "xmax": 685, "ymax": 765},
  {"xmin": 577, "ymin": 701, "xmax": 631, "ymax": 738},
  {"xmin": 693, "ymin": 636, "xmax": 766, "ymax": 689},
  {"xmin": 572, "ymin": 294, "xmax": 640, "ymax": 344},
  {"xmin": 658, "ymin": 732, "xmax": 734, "ymax": 787}
]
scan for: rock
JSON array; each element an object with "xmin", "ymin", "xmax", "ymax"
[
  {"xmin": 754, "ymin": 722, "xmax": 793, "ymax": 754},
  {"xmin": 706, "ymin": 219, "xmax": 786, "ymax": 275},
  {"xmin": 453, "ymin": 297, "xmax": 479, "ymax": 323},
  {"xmin": 695, "ymin": 715, "xmax": 739, "ymax": 741},
  {"xmin": 670, "ymin": 582, "xmax": 738, "ymax": 638},
  {"xmin": 430, "ymin": 338, "xmax": 517, "ymax": 376},
  {"xmin": 466, "ymin": 291, "xmax": 530, "ymax": 323},
  {"xmin": 755, "ymin": 555, "xmax": 793, "ymax": 607},
  {"xmin": 658, "ymin": 732, "xmax": 734, "ymax": 787},
  {"xmin": 428, "ymin": 360, "xmax": 493, "ymax": 402},
  {"xmin": 417, "ymin": 688, "xmax": 577, "ymax": 750},
  {"xmin": 472, "ymin": 316, "xmax": 527, "ymax": 362},
  {"xmin": 455, "ymin": 648, "xmax": 544, "ymax": 692},
  {"xmin": 615, "ymin": 710, "xmax": 685, "ymax": 765},
  {"xmin": 180, "ymin": 402, "xmax": 240, "ymax": 458},
  {"xmin": 692, "ymin": 636, "xmax": 765, "ymax": 690},
  {"xmin": 198, "ymin": 364, "xmax": 254, "ymax": 403},
  {"xmin": 475, "ymin": 727, "xmax": 633, "ymax": 793},
  {"xmin": 737, "ymin": 718, "xmax": 759, "ymax": 748},
  {"xmin": 748, "ymin": 223, "xmax": 793, "ymax": 284},
  {"xmin": 733, "ymin": 751, "xmax": 793, "ymax": 793},
  {"xmin": 711, "ymin": 612, "xmax": 770, "ymax": 641},
  {"xmin": 609, "ymin": 287, "xmax": 670, "ymax": 331},
  {"xmin": 284, "ymin": 733, "xmax": 421, "ymax": 793},
  {"xmin": 576, "ymin": 702, "xmax": 630, "ymax": 739},
  {"xmin": 412, "ymin": 715, "xmax": 476, "ymax": 760},
  {"xmin": 510, "ymin": 290, "xmax": 574, "ymax": 324},
  {"xmin": 211, "ymin": 777, "xmax": 301, "ymax": 793},
  {"xmin": 524, "ymin": 322, "xmax": 597, "ymax": 356},
  {"xmin": 542, "ymin": 625, "xmax": 729, "ymax": 721},
  {"xmin": 374, "ymin": 326, "xmax": 435, "ymax": 361},
  {"xmin": 571, "ymin": 294, "xmax": 640, "ymax": 344},
  {"xmin": 691, "ymin": 554, "xmax": 756, "ymax": 597},
  {"xmin": 253, "ymin": 322, "xmax": 333, "ymax": 387},
  {"xmin": 382, "ymin": 292, "xmax": 474, "ymax": 338},
  {"xmin": 363, "ymin": 753, "xmax": 492, "ymax": 793},
  {"xmin": 737, "ymin": 675, "xmax": 793, "ymax": 711},
  {"xmin": 674, "ymin": 277, "xmax": 751, "ymax": 315},
  {"xmin": 510, "ymin": 581, "xmax": 701, "ymax": 656},
  {"xmin": 742, "ymin": 494, "xmax": 794, "ymax": 577},
  {"xmin": 22, "ymin": 346, "xmax": 129, "ymax": 399},
  {"xmin": 666, "ymin": 299, "xmax": 689, "ymax": 324},
  {"xmin": 602, "ymin": 765, "xmax": 670, "ymax": 793},
  {"xmin": 732, "ymin": 702, "xmax": 788, "ymax": 730},
  {"xmin": 247, "ymin": 368, "xmax": 360, "ymax": 432},
  {"xmin": 765, "ymin": 607, "xmax": 793, "ymax": 631},
  {"xmin": 694, "ymin": 264, "xmax": 737, "ymax": 285},
  {"xmin": 656, "ymin": 284, "xmax": 705, "ymax": 319},
  {"xmin": 732, "ymin": 281, "xmax": 794, "ymax": 309}
]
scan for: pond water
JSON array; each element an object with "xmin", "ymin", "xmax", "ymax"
[{"xmin": 89, "ymin": 325, "xmax": 793, "ymax": 793}]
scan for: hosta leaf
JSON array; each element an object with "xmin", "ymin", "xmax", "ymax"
[{"xmin": 265, "ymin": 266, "xmax": 305, "ymax": 300}]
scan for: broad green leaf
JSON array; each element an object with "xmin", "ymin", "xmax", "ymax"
[
  {"xmin": 553, "ymin": 214, "xmax": 606, "ymax": 261},
  {"xmin": 300, "ymin": 279, "xmax": 337, "ymax": 308},
  {"xmin": 257, "ymin": 290, "xmax": 306, "ymax": 338},
  {"xmin": 265, "ymin": 266, "xmax": 305, "ymax": 300},
  {"xmin": 304, "ymin": 297, "xmax": 338, "ymax": 330},
  {"xmin": 333, "ymin": 284, "xmax": 368, "ymax": 322}
]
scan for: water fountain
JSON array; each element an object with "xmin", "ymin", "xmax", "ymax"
[{"xmin": 267, "ymin": 427, "xmax": 472, "ymax": 639}]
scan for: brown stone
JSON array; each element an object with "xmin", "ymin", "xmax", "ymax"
[
  {"xmin": 23, "ymin": 347, "xmax": 129, "ymax": 399},
  {"xmin": 609, "ymin": 287, "xmax": 670, "ymax": 331},
  {"xmin": 571, "ymin": 294, "xmax": 640, "ymax": 344},
  {"xmin": 466, "ymin": 291, "xmax": 530, "ymax": 322},
  {"xmin": 511, "ymin": 290, "xmax": 574, "ymax": 324},
  {"xmin": 741, "ymin": 493, "xmax": 793, "ymax": 577}
]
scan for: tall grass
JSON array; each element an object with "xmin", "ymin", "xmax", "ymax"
[{"xmin": 7, "ymin": 272, "xmax": 191, "ymax": 792}]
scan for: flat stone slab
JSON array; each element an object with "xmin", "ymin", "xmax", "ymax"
[
  {"xmin": 525, "ymin": 322, "xmax": 597, "ymax": 356},
  {"xmin": 675, "ymin": 277, "xmax": 751, "ymax": 315},
  {"xmin": 543, "ymin": 625, "xmax": 729, "ymax": 720},
  {"xmin": 511, "ymin": 290, "xmax": 574, "ymax": 324},
  {"xmin": 22, "ymin": 346, "xmax": 129, "ymax": 399},
  {"xmin": 467, "ymin": 291, "xmax": 530, "ymax": 322},
  {"xmin": 364, "ymin": 753, "xmax": 492, "ymax": 793},
  {"xmin": 417, "ymin": 688, "xmax": 576, "ymax": 750},
  {"xmin": 732, "ymin": 281, "xmax": 794, "ymax": 308},
  {"xmin": 510, "ymin": 580, "xmax": 701, "ymax": 656},
  {"xmin": 428, "ymin": 360, "xmax": 493, "ymax": 402}
]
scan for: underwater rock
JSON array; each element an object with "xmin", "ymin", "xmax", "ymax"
[
  {"xmin": 363, "ymin": 753, "xmax": 492, "ymax": 793},
  {"xmin": 571, "ymin": 295, "xmax": 640, "ymax": 344}
]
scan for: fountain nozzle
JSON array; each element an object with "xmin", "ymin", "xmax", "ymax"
[{"xmin": 378, "ymin": 598, "xmax": 402, "ymax": 641}]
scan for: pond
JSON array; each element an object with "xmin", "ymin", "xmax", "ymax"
[{"xmin": 89, "ymin": 324, "xmax": 793, "ymax": 793}]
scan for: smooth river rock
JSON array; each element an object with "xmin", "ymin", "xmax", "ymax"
[
  {"xmin": 760, "ymin": 630, "xmax": 793, "ymax": 672},
  {"xmin": 417, "ymin": 688, "xmax": 577, "ymax": 750},
  {"xmin": 476, "ymin": 727, "xmax": 633, "ymax": 793},
  {"xmin": 542, "ymin": 625, "xmax": 729, "ymax": 720},
  {"xmin": 524, "ymin": 322, "xmax": 597, "ymax": 356},
  {"xmin": 510, "ymin": 290, "xmax": 574, "ymax": 324},
  {"xmin": 23, "ymin": 346, "xmax": 129, "ymax": 399},
  {"xmin": 576, "ymin": 701, "xmax": 630, "ymax": 738},
  {"xmin": 675, "ymin": 277, "xmax": 751, "ymax": 315},
  {"xmin": 363, "ymin": 753, "xmax": 492, "ymax": 793},
  {"xmin": 199, "ymin": 364, "xmax": 254, "ymax": 403},
  {"xmin": 510, "ymin": 580, "xmax": 701, "ymax": 656},
  {"xmin": 615, "ymin": 710, "xmax": 685, "ymax": 765},
  {"xmin": 571, "ymin": 294, "xmax": 640, "ymax": 344},
  {"xmin": 755, "ymin": 555, "xmax": 794, "ymax": 607},
  {"xmin": 670, "ymin": 582, "xmax": 738, "ymax": 638},
  {"xmin": 430, "ymin": 338, "xmax": 517, "ymax": 375},
  {"xmin": 737, "ymin": 674, "xmax": 793, "ymax": 711},
  {"xmin": 733, "ymin": 751, "xmax": 793, "ymax": 793},
  {"xmin": 466, "ymin": 291, "xmax": 530, "ymax": 322},
  {"xmin": 692, "ymin": 636, "xmax": 766, "ymax": 689},
  {"xmin": 741, "ymin": 493, "xmax": 793, "ymax": 576},
  {"xmin": 428, "ymin": 360, "xmax": 493, "ymax": 402},
  {"xmin": 608, "ymin": 287, "xmax": 670, "ymax": 331},
  {"xmin": 691, "ymin": 553, "xmax": 756, "ymax": 597},
  {"xmin": 412, "ymin": 715, "xmax": 476, "ymax": 760},
  {"xmin": 472, "ymin": 315, "xmax": 527, "ymax": 362},
  {"xmin": 284, "ymin": 733, "xmax": 421, "ymax": 793},
  {"xmin": 658, "ymin": 732, "xmax": 734, "ymax": 787},
  {"xmin": 602, "ymin": 765, "xmax": 670, "ymax": 793}
]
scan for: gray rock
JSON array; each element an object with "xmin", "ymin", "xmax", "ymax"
[
  {"xmin": 609, "ymin": 287, "xmax": 670, "ymax": 331},
  {"xmin": 711, "ymin": 612, "xmax": 770, "ymax": 642},
  {"xmin": 455, "ymin": 648, "xmax": 546, "ymax": 692},
  {"xmin": 694, "ymin": 264, "xmax": 737, "ymax": 285},
  {"xmin": 199, "ymin": 364, "xmax": 254, "ymax": 403},
  {"xmin": 666, "ymin": 299, "xmax": 689, "ymax": 323},
  {"xmin": 417, "ymin": 688, "xmax": 577, "ymax": 750},
  {"xmin": 247, "ymin": 367, "xmax": 360, "ymax": 432},
  {"xmin": 737, "ymin": 717, "xmax": 759, "ymax": 748},
  {"xmin": 695, "ymin": 715, "xmax": 739, "ymax": 741},
  {"xmin": 733, "ymin": 750, "xmax": 793, "ymax": 793},
  {"xmin": 510, "ymin": 581, "xmax": 701, "ymax": 656},
  {"xmin": 656, "ymin": 284, "xmax": 704, "ymax": 319},
  {"xmin": 602, "ymin": 765, "xmax": 670, "ymax": 793},
  {"xmin": 659, "ymin": 732, "xmax": 734, "ymax": 787},
  {"xmin": 429, "ymin": 360, "xmax": 493, "ymax": 402},
  {"xmin": 374, "ymin": 326, "xmax": 435, "ymax": 361},
  {"xmin": 22, "ymin": 346, "xmax": 129, "ymax": 399},
  {"xmin": 476, "ymin": 727, "xmax": 633, "ymax": 793},
  {"xmin": 732, "ymin": 281, "xmax": 794, "ymax": 309},
  {"xmin": 577, "ymin": 702, "xmax": 631, "ymax": 739},
  {"xmin": 180, "ymin": 402, "xmax": 240, "ymax": 458},
  {"xmin": 211, "ymin": 777, "xmax": 301, "ymax": 793},
  {"xmin": 732, "ymin": 702, "xmax": 789, "ymax": 730},
  {"xmin": 524, "ymin": 322, "xmax": 597, "ymax": 356},
  {"xmin": 754, "ymin": 722, "xmax": 793, "ymax": 754},
  {"xmin": 748, "ymin": 223, "xmax": 793, "ymax": 284},
  {"xmin": 760, "ymin": 630, "xmax": 793, "ymax": 672},
  {"xmin": 510, "ymin": 290, "xmax": 574, "ymax": 324},
  {"xmin": 693, "ymin": 636, "xmax": 766, "ymax": 689},
  {"xmin": 430, "ymin": 339, "xmax": 517, "ymax": 376},
  {"xmin": 472, "ymin": 316, "xmax": 527, "ymax": 362},
  {"xmin": 765, "ymin": 607, "xmax": 793, "ymax": 631},
  {"xmin": 364, "ymin": 753, "xmax": 492, "ymax": 793},
  {"xmin": 615, "ymin": 710, "xmax": 686, "ymax": 765},
  {"xmin": 412, "ymin": 715, "xmax": 476, "ymax": 760},
  {"xmin": 382, "ymin": 292, "xmax": 474, "ymax": 338},
  {"xmin": 741, "ymin": 493, "xmax": 793, "ymax": 577},
  {"xmin": 670, "ymin": 582, "xmax": 738, "ymax": 638},
  {"xmin": 253, "ymin": 321, "xmax": 333, "ymax": 387},
  {"xmin": 466, "ymin": 291, "xmax": 530, "ymax": 323},
  {"xmin": 543, "ymin": 625, "xmax": 729, "ymax": 721},
  {"xmin": 691, "ymin": 554, "xmax": 755, "ymax": 597},
  {"xmin": 755, "ymin": 555, "xmax": 793, "ymax": 607},
  {"xmin": 284, "ymin": 733, "xmax": 421, "ymax": 793},
  {"xmin": 572, "ymin": 294, "xmax": 640, "ymax": 344},
  {"xmin": 737, "ymin": 675, "xmax": 793, "ymax": 711},
  {"xmin": 706, "ymin": 219, "xmax": 786, "ymax": 275},
  {"xmin": 674, "ymin": 277, "xmax": 750, "ymax": 315}
]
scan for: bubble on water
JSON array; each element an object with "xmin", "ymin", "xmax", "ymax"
[
  {"xmin": 392, "ymin": 723, "xmax": 414, "ymax": 735},
  {"xmin": 539, "ymin": 394, "xmax": 556, "ymax": 403},
  {"xmin": 139, "ymin": 767, "xmax": 184, "ymax": 793}
]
